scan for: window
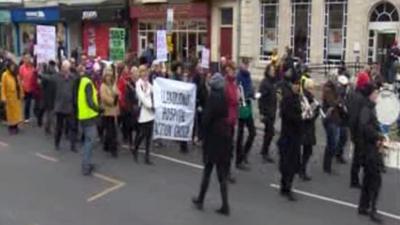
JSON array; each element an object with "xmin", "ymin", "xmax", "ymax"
[
  {"xmin": 324, "ymin": 0, "xmax": 348, "ymax": 62},
  {"xmin": 260, "ymin": 0, "xmax": 279, "ymax": 61},
  {"xmin": 370, "ymin": 2, "xmax": 399, "ymax": 22},
  {"xmin": 291, "ymin": 0, "xmax": 312, "ymax": 63},
  {"xmin": 221, "ymin": 8, "xmax": 233, "ymax": 26}
]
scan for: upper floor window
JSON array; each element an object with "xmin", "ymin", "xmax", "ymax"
[
  {"xmin": 260, "ymin": 0, "xmax": 279, "ymax": 61},
  {"xmin": 370, "ymin": 2, "xmax": 399, "ymax": 22}
]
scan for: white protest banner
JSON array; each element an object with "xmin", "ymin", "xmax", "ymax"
[
  {"xmin": 156, "ymin": 30, "xmax": 168, "ymax": 62},
  {"xmin": 153, "ymin": 78, "xmax": 197, "ymax": 141},
  {"xmin": 201, "ymin": 47, "xmax": 210, "ymax": 69},
  {"xmin": 36, "ymin": 25, "xmax": 56, "ymax": 63}
]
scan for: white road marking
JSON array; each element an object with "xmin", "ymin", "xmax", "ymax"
[
  {"xmin": 0, "ymin": 140, "xmax": 9, "ymax": 147},
  {"xmin": 270, "ymin": 183, "xmax": 400, "ymax": 221},
  {"xmin": 121, "ymin": 146, "xmax": 204, "ymax": 170},
  {"xmin": 35, "ymin": 153, "xmax": 59, "ymax": 163},
  {"xmin": 87, "ymin": 173, "xmax": 126, "ymax": 202}
]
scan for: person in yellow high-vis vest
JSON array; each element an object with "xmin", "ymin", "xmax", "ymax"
[{"xmin": 76, "ymin": 66, "xmax": 101, "ymax": 176}]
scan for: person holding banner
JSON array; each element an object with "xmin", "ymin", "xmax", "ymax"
[
  {"xmin": 171, "ymin": 62, "xmax": 189, "ymax": 154},
  {"xmin": 192, "ymin": 73, "xmax": 230, "ymax": 216},
  {"xmin": 132, "ymin": 65, "xmax": 154, "ymax": 165}
]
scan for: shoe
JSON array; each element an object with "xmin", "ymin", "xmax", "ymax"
[
  {"xmin": 286, "ymin": 192, "xmax": 297, "ymax": 202},
  {"xmin": 336, "ymin": 156, "xmax": 347, "ymax": 164},
  {"xmin": 299, "ymin": 173, "xmax": 312, "ymax": 182},
  {"xmin": 227, "ymin": 175, "xmax": 236, "ymax": 184},
  {"xmin": 191, "ymin": 197, "xmax": 203, "ymax": 210},
  {"xmin": 132, "ymin": 149, "xmax": 138, "ymax": 162},
  {"xmin": 215, "ymin": 207, "xmax": 230, "ymax": 216},
  {"xmin": 350, "ymin": 183, "xmax": 361, "ymax": 189},
  {"xmin": 82, "ymin": 164, "xmax": 95, "ymax": 176},
  {"xmin": 370, "ymin": 211, "xmax": 383, "ymax": 224},
  {"xmin": 236, "ymin": 164, "xmax": 250, "ymax": 171},
  {"xmin": 358, "ymin": 208, "xmax": 369, "ymax": 216},
  {"xmin": 145, "ymin": 159, "xmax": 154, "ymax": 165},
  {"xmin": 111, "ymin": 151, "xmax": 118, "ymax": 158},
  {"xmin": 263, "ymin": 155, "xmax": 275, "ymax": 164}
]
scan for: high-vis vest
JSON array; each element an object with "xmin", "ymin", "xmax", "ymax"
[
  {"xmin": 300, "ymin": 74, "xmax": 309, "ymax": 94},
  {"xmin": 77, "ymin": 77, "xmax": 99, "ymax": 120}
]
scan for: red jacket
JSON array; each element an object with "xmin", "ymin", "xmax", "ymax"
[
  {"xmin": 19, "ymin": 63, "xmax": 37, "ymax": 93},
  {"xmin": 117, "ymin": 72, "xmax": 129, "ymax": 110},
  {"xmin": 225, "ymin": 76, "xmax": 239, "ymax": 127}
]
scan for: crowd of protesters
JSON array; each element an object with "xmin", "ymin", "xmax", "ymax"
[{"xmin": 0, "ymin": 42, "xmax": 398, "ymax": 223}]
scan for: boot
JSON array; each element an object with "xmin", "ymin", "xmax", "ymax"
[
  {"xmin": 370, "ymin": 211, "xmax": 383, "ymax": 224},
  {"xmin": 191, "ymin": 197, "xmax": 203, "ymax": 210}
]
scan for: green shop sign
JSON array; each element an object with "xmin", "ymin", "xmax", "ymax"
[{"xmin": 109, "ymin": 28, "xmax": 126, "ymax": 62}]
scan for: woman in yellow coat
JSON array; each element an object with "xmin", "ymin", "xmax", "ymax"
[{"xmin": 1, "ymin": 60, "xmax": 23, "ymax": 134}]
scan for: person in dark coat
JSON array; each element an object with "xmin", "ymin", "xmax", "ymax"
[
  {"xmin": 346, "ymin": 76, "xmax": 369, "ymax": 188},
  {"xmin": 277, "ymin": 75, "xmax": 302, "ymax": 201},
  {"xmin": 192, "ymin": 61, "xmax": 208, "ymax": 143},
  {"xmin": 357, "ymin": 83, "xmax": 385, "ymax": 224},
  {"xmin": 259, "ymin": 64, "xmax": 277, "ymax": 163},
  {"xmin": 171, "ymin": 61, "xmax": 189, "ymax": 153},
  {"xmin": 236, "ymin": 58, "xmax": 256, "ymax": 169},
  {"xmin": 39, "ymin": 61, "xmax": 57, "ymax": 135},
  {"xmin": 299, "ymin": 78, "xmax": 320, "ymax": 181},
  {"xmin": 335, "ymin": 76, "xmax": 350, "ymax": 164},
  {"xmin": 192, "ymin": 73, "xmax": 231, "ymax": 216},
  {"xmin": 125, "ymin": 66, "xmax": 140, "ymax": 151}
]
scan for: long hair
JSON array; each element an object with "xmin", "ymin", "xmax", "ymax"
[{"xmin": 5, "ymin": 60, "xmax": 21, "ymax": 99}]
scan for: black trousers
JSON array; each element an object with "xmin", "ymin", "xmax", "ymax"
[
  {"xmin": 55, "ymin": 113, "xmax": 77, "ymax": 150},
  {"xmin": 261, "ymin": 118, "xmax": 274, "ymax": 156},
  {"xmin": 133, "ymin": 121, "xmax": 153, "ymax": 160},
  {"xmin": 236, "ymin": 117, "xmax": 256, "ymax": 165},
  {"xmin": 197, "ymin": 161, "xmax": 229, "ymax": 209},
  {"xmin": 102, "ymin": 116, "xmax": 118, "ymax": 154},
  {"xmin": 359, "ymin": 160, "xmax": 382, "ymax": 212},
  {"xmin": 300, "ymin": 144, "xmax": 313, "ymax": 175},
  {"xmin": 24, "ymin": 92, "xmax": 34, "ymax": 120},
  {"xmin": 351, "ymin": 141, "xmax": 363, "ymax": 186},
  {"xmin": 336, "ymin": 126, "xmax": 348, "ymax": 158}
]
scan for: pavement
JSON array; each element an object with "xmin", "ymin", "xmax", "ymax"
[{"xmin": 0, "ymin": 119, "xmax": 399, "ymax": 225}]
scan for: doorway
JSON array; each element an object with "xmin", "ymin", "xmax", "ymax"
[{"xmin": 376, "ymin": 32, "xmax": 396, "ymax": 67}]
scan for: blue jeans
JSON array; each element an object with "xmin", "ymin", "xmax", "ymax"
[
  {"xmin": 323, "ymin": 121, "xmax": 339, "ymax": 172},
  {"xmin": 337, "ymin": 126, "xmax": 348, "ymax": 158},
  {"xmin": 82, "ymin": 124, "xmax": 96, "ymax": 170}
]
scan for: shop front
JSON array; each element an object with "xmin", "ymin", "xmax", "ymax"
[
  {"xmin": 0, "ymin": 10, "xmax": 15, "ymax": 53},
  {"xmin": 60, "ymin": 3, "xmax": 128, "ymax": 60},
  {"xmin": 11, "ymin": 7, "xmax": 65, "ymax": 56},
  {"xmin": 130, "ymin": 2, "xmax": 210, "ymax": 62}
]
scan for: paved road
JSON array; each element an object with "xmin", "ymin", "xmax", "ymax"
[{"xmin": 0, "ymin": 120, "xmax": 399, "ymax": 225}]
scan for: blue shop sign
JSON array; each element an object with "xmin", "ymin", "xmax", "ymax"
[{"xmin": 11, "ymin": 7, "xmax": 59, "ymax": 23}]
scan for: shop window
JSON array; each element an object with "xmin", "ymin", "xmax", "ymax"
[
  {"xmin": 323, "ymin": 0, "xmax": 347, "ymax": 63},
  {"xmin": 260, "ymin": 0, "xmax": 279, "ymax": 61},
  {"xmin": 370, "ymin": 2, "xmax": 399, "ymax": 22},
  {"xmin": 221, "ymin": 8, "xmax": 233, "ymax": 26}
]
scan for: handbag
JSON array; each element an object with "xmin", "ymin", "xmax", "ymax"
[{"xmin": 239, "ymin": 101, "xmax": 252, "ymax": 119}]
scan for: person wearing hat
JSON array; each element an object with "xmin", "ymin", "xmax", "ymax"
[
  {"xmin": 336, "ymin": 75, "xmax": 350, "ymax": 164},
  {"xmin": 346, "ymin": 75, "xmax": 369, "ymax": 188},
  {"xmin": 1, "ymin": 59, "xmax": 23, "ymax": 134},
  {"xmin": 192, "ymin": 73, "xmax": 231, "ymax": 216},
  {"xmin": 357, "ymin": 83, "xmax": 385, "ymax": 223},
  {"xmin": 299, "ymin": 78, "xmax": 320, "ymax": 181},
  {"xmin": 277, "ymin": 75, "xmax": 302, "ymax": 201}
]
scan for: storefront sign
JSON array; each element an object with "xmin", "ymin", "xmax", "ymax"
[
  {"xmin": 156, "ymin": 30, "xmax": 168, "ymax": 62},
  {"xmin": 201, "ymin": 48, "xmax": 210, "ymax": 69},
  {"xmin": 11, "ymin": 7, "xmax": 60, "ymax": 22},
  {"xmin": 153, "ymin": 77, "xmax": 196, "ymax": 141},
  {"xmin": 109, "ymin": 28, "xmax": 125, "ymax": 61},
  {"xmin": 130, "ymin": 3, "xmax": 208, "ymax": 19},
  {"xmin": 0, "ymin": 10, "xmax": 11, "ymax": 23},
  {"xmin": 82, "ymin": 11, "xmax": 98, "ymax": 20},
  {"xmin": 36, "ymin": 25, "xmax": 56, "ymax": 63}
]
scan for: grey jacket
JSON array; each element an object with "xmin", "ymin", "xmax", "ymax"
[{"xmin": 54, "ymin": 73, "xmax": 75, "ymax": 114}]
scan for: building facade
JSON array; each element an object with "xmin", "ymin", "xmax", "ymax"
[{"xmin": 241, "ymin": 0, "xmax": 400, "ymax": 78}]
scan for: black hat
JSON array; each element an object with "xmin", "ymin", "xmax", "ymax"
[{"xmin": 360, "ymin": 82, "xmax": 378, "ymax": 97}]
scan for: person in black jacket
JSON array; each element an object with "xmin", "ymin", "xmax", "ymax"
[
  {"xmin": 299, "ymin": 78, "xmax": 320, "ymax": 181},
  {"xmin": 259, "ymin": 64, "xmax": 277, "ymax": 163},
  {"xmin": 192, "ymin": 73, "xmax": 231, "ymax": 216},
  {"xmin": 39, "ymin": 61, "xmax": 57, "ymax": 135},
  {"xmin": 125, "ymin": 66, "xmax": 140, "ymax": 151},
  {"xmin": 347, "ymin": 83, "xmax": 369, "ymax": 188},
  {"xmin": 357, "ymin": 83, "xmax": 385, "ymax": 224},
  {"xmin": 277, "ymin": 75, "xmax": 302, "ymax": 201},
  {"xmin": 191, "ymin": 62, "xmax": 208, "ymax": 143}
]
